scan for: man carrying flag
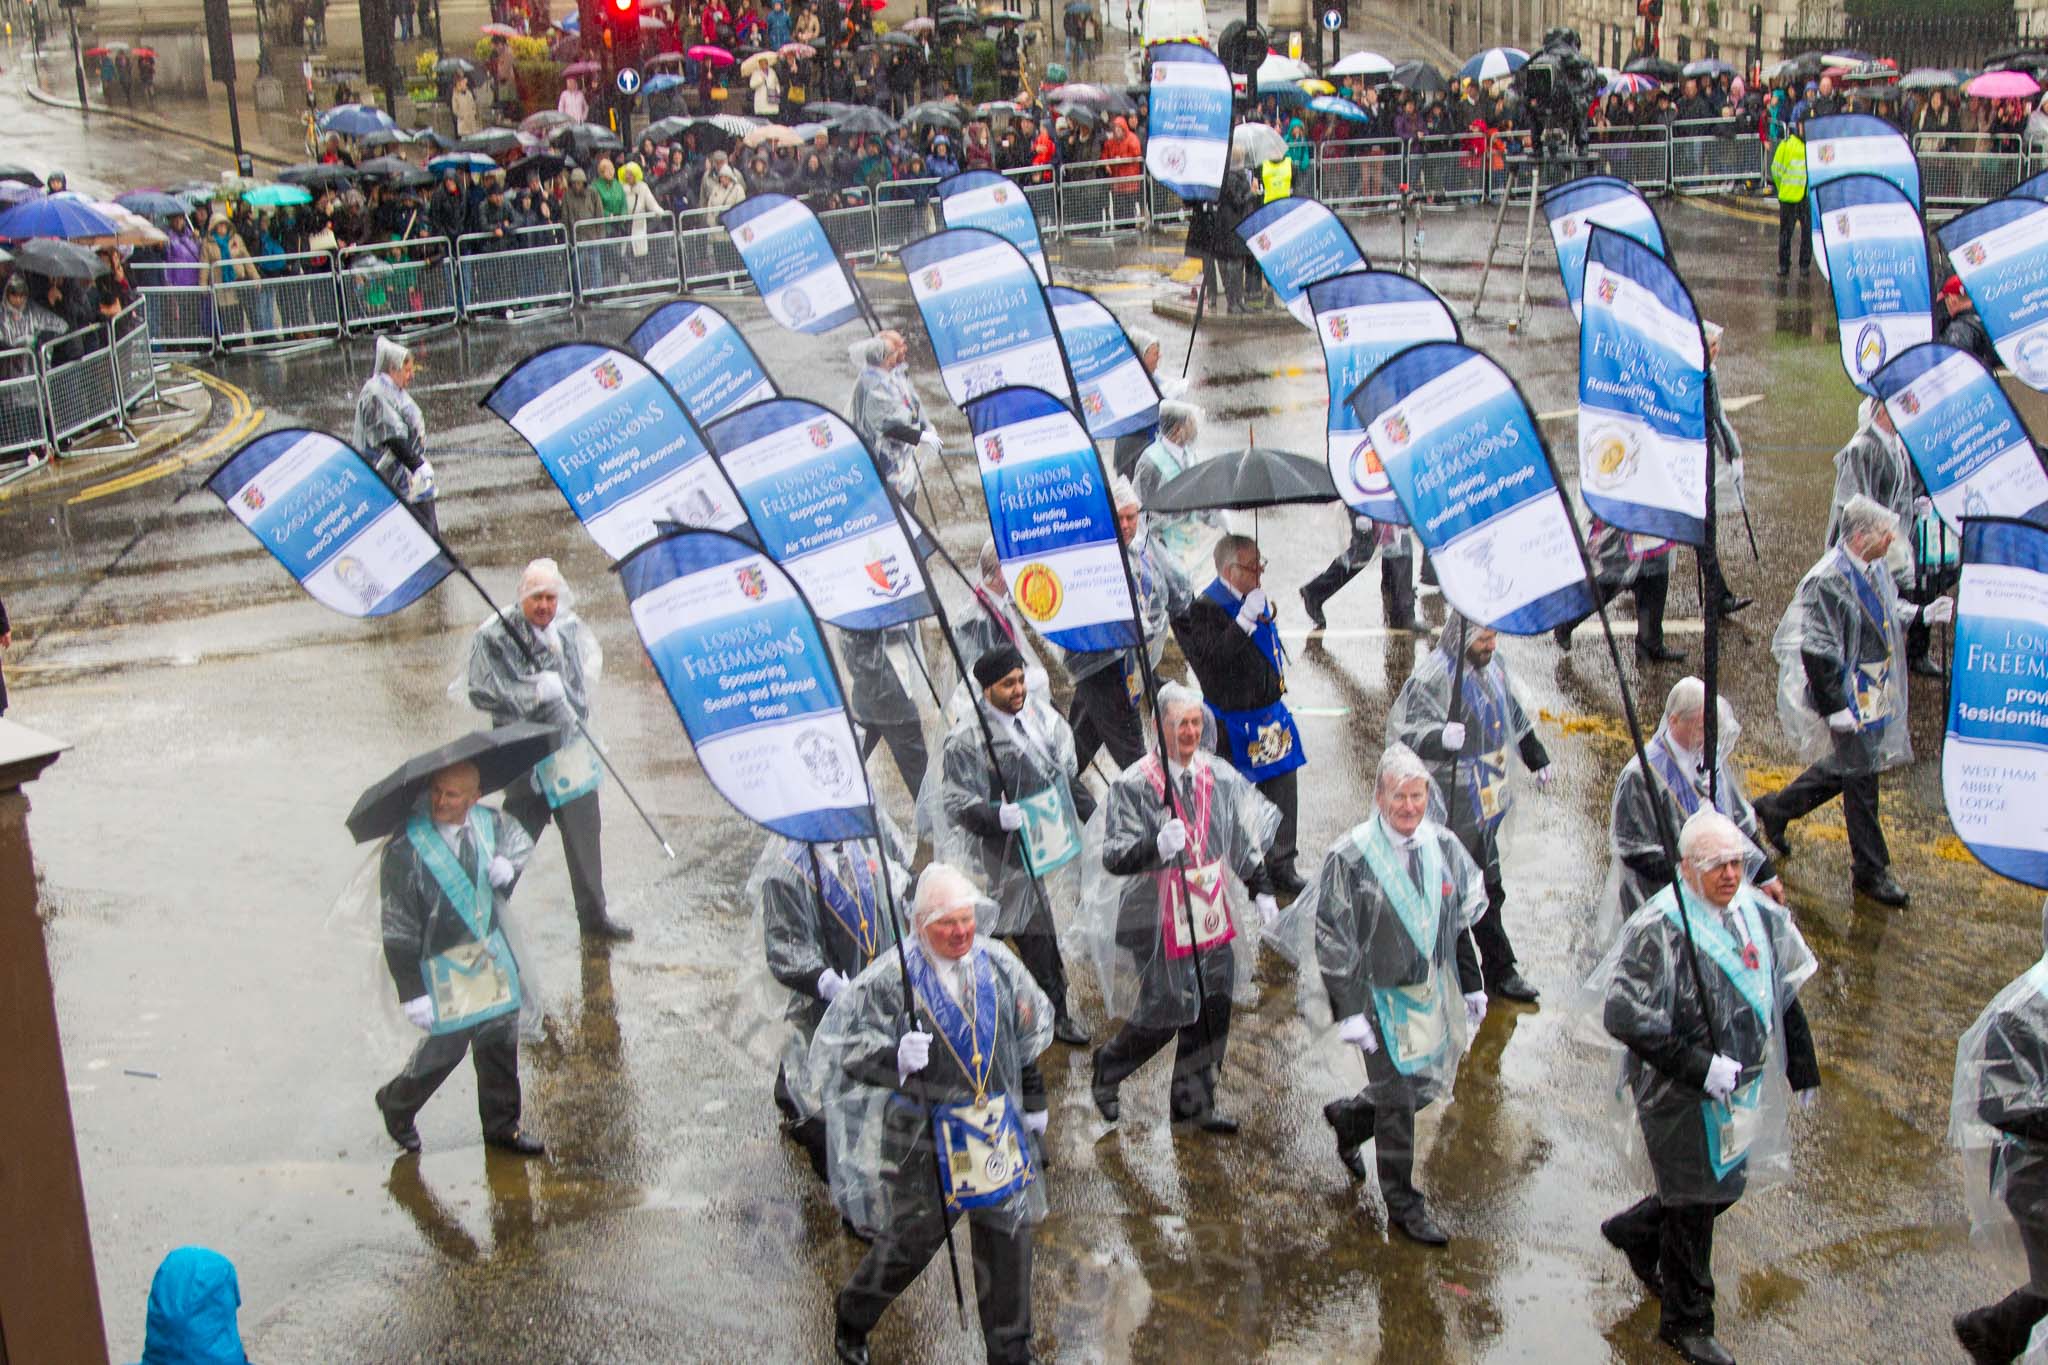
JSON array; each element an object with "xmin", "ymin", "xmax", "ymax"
[
  {"xmin": 1389, "ymin": 614, "xmax": 1550, "ymax": 1003},
  {"xmin": 465, "ymin": 559, "xmax": 633, "ymax": 942},
  {"xmin": 1173, "ymin": 533, "xmax": 1308, "ymax": 894},
  {"xmin": 849, "ymin": 331, "xmax": 942, "ymax": 507},
  {"xmin": 843, "ymin": 623, "xmax": 935, "ymax": 805},
  {"xmin": 353, "ymin": 336, "xmax": 438, "ymax": 534},
  {"xmin": 1064, "ymin": 475, "xmax": 1189, "ymax": 777},
  {"xmin": 1298, "ymin": 515, "xmax": 1418, "ymax": 634},
  {"xmin": 1824, "ymin": 397, "xmax": 1946, "ymax": 679}
]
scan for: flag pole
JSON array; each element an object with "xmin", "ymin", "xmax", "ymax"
[
  {"xmin": 1436, "ymin": 615, "xmax": 1487, "ymax": 973},
  {"xmin": 1703, "ymin": 393, "xmax": 1721, "ymax": 806}
]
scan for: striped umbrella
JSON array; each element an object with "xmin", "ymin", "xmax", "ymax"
[
  {"xmin": 1458, "ymin": 47, "xmax": 1528, "ymax": 82},
  {"xmin": 1603, "ymin": 72, "xmax": 1660, "ymax": 96}
]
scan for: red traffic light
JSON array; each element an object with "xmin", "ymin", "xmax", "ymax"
[{"xmin": 610, "ymin": 0, "xmax": 632, "ymax": 13}]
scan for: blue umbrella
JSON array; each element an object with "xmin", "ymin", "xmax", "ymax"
[
  {"xmin": 558, "ymin": 11, "xmax": 580, "ymax": 31},
  {"xmin": 428, "ymin": 153, "xmax": 499, "ymax": 176},
  {"xmin": 317, "ymin": 102, "xmax": 401, "ymax": 137},
  {"xmin": 115, "ymin": 190, "xmax": 194, "ymax": 219},
  {"xmin": 0, "ymin": 194, "xmax": 119, "ymax": 241},
  {"xmin": 1255, "ymin": 78, "xmax": 1311, "ymax": 104},
  {"xmin": 643, "ymin": 73, "xmax": 686, "ymax": 95},
  {"xmin": 1307, "ymin": 94, "xmax": 1370, "ymax": 122},
  {"xmin": 1457, "ymin": 47, "xmax": 1528, "ymax": 81}
]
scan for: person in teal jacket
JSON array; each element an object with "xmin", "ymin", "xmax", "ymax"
[{"xmin": 131, "ymin": 1247, "xmax": 252, "ymax": 1365}]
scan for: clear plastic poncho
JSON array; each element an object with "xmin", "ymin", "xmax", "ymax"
[
  {"xmin": 1587, "ymin": 517, "xmax": 1677, "ymax": 590},
  {"xmin": 1824, "ymin": 410, "xmax": 1917, "ymax": 585},
  {"xmin": 743, "ymin": 816, "xmax": 914, "ymax": 1125},
  {"xmin": 352, "ymin": 370, "xmax": 427, "ymax": 486},
  {"xmin": 1387, "ymin": 633, "xmax": 1539, "ymax": 842},
  {"xmin": 850, "ymin": 362, "xmax": 926, "ymax": 502},
  {"xmin": 1268, "ymin": 813, "xmax": 1487, "ymax": 1109},
  {"xmin": 944, "ymin": 586, "xmax": 1057, "ymax": 726},
  {"xmin": 1950, "ymin": 900, "xmax": 2048, "ymax": 1290},
  {"xmin": 1132, "ymin": 435, "xmax": 1223, "ymax": 576},
  {"xmin": 1770, "ymin": 545, "xmax": 1913, "ymax": 777},
  {"xmin": 836, "ymin": 622, "xmax": 931, "ymax": 731},
  {"xmin": 806, "ymin": 932, "xmax": 1054, "ymax": 1239},
  {"xmin": 920, "ymin": 698, "xmax": 1087, "ymax": 938},
  {"xmin": 1583, "ymin": 881, "xmax": 1817, "ymax": 1207},
  {"xmin": 1075, "ymin": 745, "xmax": 1280, "ymax": 1032}
]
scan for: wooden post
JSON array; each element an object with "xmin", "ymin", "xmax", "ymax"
[{"xmin": 0, "ymin": 718, "xmax": 102, "ymax": 1365}]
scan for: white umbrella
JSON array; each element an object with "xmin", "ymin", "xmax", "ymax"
[
  {"xmin": 1328, "ymin": 50, "xmax": 1395, "ymax": 78},
  {"xmin": 1457, "ymin": 47, "xmax": 1528, "ymax": 82},
  {"xmin": 1254, "ymin": 52, "xmax": 1313, "ymax": 85},
  {"xmin": 1229, "ymin": 122, "xmax": 1287, "ymax": 166}
]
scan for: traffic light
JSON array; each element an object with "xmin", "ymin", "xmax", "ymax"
[{"xmin": 607, "ymin": 0, "xmax": 639, "ymax": 45}]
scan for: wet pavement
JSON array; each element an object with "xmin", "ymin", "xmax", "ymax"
[{"xmin": 3, "ymin": 141, "xmax": 2044, "ymax": 1362}]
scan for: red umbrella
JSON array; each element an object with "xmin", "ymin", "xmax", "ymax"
[
  {"xmin": 858, "ymin": 0, "xmax": 886, "ymax": 9},
  {"xmin": 480, "ymin": 21, "xmax": 518, "ymax": 36},
  {"xmin": 84, "ymin": 45, "xmax": 111, "ymax": 57},
  {"xmin": 562, "ymin": 60, "xmax": 601, "ymax": 76},
  {"xmin": 133, "ymin": 46, "xmax": 156, "ymax": 58},
  {"xmin": 688, "ymin": 44, "xmax": 734, "ymax": 65}
]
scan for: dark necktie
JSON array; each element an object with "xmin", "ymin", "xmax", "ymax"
[
  {"xmin": 457, "ymin": 827, "xmax": 479, "ymax": 882},
  {"xmin": 1405, "ymin": 845, "xmax": 1424, "ymax": 894}
]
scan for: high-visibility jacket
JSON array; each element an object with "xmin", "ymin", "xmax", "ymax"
[
  {"xmin": 1772, "ymin": 135, "xmax": 1808, "ymax": 203},
  {"xmin": 1260, "ymin": 155, "xmax": 1292, "ymax": 203}
]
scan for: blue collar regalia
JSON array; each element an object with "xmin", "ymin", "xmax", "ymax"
[
  {"xmin": 791, "ymin": 841, "xmax": 882, "ymax": 963},
  {"xmin": 1439, "ymin": 646, "xmax": 1511, "ymax": 831},
  {"xmin": 905, "ymin": 942, "xmax": 1034, "ymax": 1209},
  {"xmin": 1200, "ymin": 577, "xmax": 1305, "ymax": 783}
]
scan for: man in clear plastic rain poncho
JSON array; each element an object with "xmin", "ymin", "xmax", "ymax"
[
  {"xmin": 1951, "ymin": 897, "xmax": 2048, "ymax": 1364},
  {"xmin": 464, "ymin": 557, "xmax": 632, "ymax": 940},
  {"xmin": 839, "ymin": 619, "xmax": 935, "ymax": 806},
  {"xmin": 1824, "ymin": 394, "xmax": 1949, "ymax": 679},
  {"xmin": 352, "ymin": 335, "xmax": 438, "ymax": 535},
  {"xmin": 1082, "ymin": 681, "xmax": 1279, "ymax": 1132},
  {"xmin": 1592, "ymin": 809, "xmax": 1819, "ymax": 1365},
  {"xmin": 1283, "ymin": 744, "xmax": 1486, "ymax": 1247},
  {"xmin": 748, "ymin": 817, "xmax": 912, "ymax": 1183},
  {"xmin": 1751, "ymin": 494, "xmax": 1951, "ymax": 909},
  {"xmin": 810, "ymin": 863, "xmax": 1053, "ymax": 1365},
  {"xmin": 1388, "ymin": 612, "xmax": 1551, "ymax": 1003},
  {"xmin": 374, "ymin": 758, "xmax": 545, "ymax": 1156},
  {"xmin": 1063, "ymin": 473, "xmax": 1190, "ymax": 776},
  {"xmin": 849, "ymin": 329, "xmax": 941, "ymax": 509},
  {"xmin": 948, "ymin": 537, "xmax": 1059, "ymax": 723},
  {"xmin": 1132, "ymin": 399, "xmax": 1220, "ymax": 575},
  {"xmin": 927, "ymin": 643, "xmax": 1096, "ymax": 1047}
]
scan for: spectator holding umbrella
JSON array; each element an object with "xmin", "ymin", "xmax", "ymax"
[{"xmin": 558, "ymin": 74, "xmax": 589, "ymax": 122}]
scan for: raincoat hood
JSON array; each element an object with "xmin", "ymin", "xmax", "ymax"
[{"xmin": 135, "ymin": 1247, "xmax": 249, "ymax": 1365}]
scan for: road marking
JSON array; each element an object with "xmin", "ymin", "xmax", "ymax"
[{"xmin": 67, "ymin": 369, "xmax": 262, "ymax": 505}]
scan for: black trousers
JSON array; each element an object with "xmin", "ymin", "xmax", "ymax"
[
  {"xmin": 773, "ymin": 1062, "xmax": 829, "ymax": 1182},
  {"xmin": 1777, "ymin": 197, "xmax": 1811, "ymax": 273},
  {"xmin": 378, "ymin": 1011, "xmax": 522, "ymax": 1140},
  {"xmin": 1093, "ymin": 992, "xmax": 1233, "ymax": 1120},
  {"xmin": 1068, "ymin": 664, "xmax": 1145, "ymax": 776},
  {"xmin": 859, "ymin": 719, "xmax": 929, "ymax": 801},
  {"xmin": 1325, "ymin": 1092, "xmax": 1424, "ymax": 1216},
  {"xmin": 1009, "ymin": 923, "xmax": 1069, "ymax": 1018},
  {"xmin": 1300, "ymin": 549, "xmax": 1415, "ymax": 628},
  {"xmin": 1451, "ymin": 821, "xmax": 1517, "ymax": 983},
  {"xmin": 1604, "ymin": 1195, "xmax": 1732, "ymax": 1335},
  {"xmin": 1561, "ymin": 569, "xmax": 1671, "ymax": 651},
  {"xmin": 1257, "ymin": 766, "xmax": 1299, "ymax": 876},
  {"xmin": 1756, "ymin": 761, "xmax": 1890, "ymax": 883},
  {"xmin": 839, "ymin": 1204, "xmax": 1034, "ymax": 1363},
  {"xmin": 504, "ymin": 784, "xmax": 607, "ymax": 927}
]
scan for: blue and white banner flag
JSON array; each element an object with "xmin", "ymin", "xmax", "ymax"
[
  {"xmin": 1804, "ymin": 113, "xmax": 1920, "ymax": 278},
  {"xmin": 937, "ymin": 169, "xmax": 1050, "ymax": 285},
  {"xmin": 703, "ymin": 398, "xmax": 933, "ymax": 632},
  {"xmin": 1814, "ymin": 174, "xmax": 1933, "ymax": 395},
  {"xmin": 961, "ymin": 385, "xmax": 1140, "ymax": 654},
  {"xmin": 2012, "ymin": 170, "xmax": 2048, "ymax": 202},
  {"xmin": 1306, "ymin": 270, "xmax": 1459, "ymax": 526},
  {"xmin": 1145, "ymin": 41, "xmax": 1233, "ymax": 203},
  {"xmin": 1349, "ymin": 342, "xmax": 1595, "ymax": 634},
  {"xmin": 1936, "ymin": 195, "xmax": 2048, "ymax": 390},
  {"xmin": 208, "ymin": 428, "xmax": 450, "ymax": 617},
  {"xmin": 482, "ymin": 343, "xmax": 747, "ymax": 560},
  {"xmin": 1944, "ymin": 516, "xmax": 2048, "ymax": 888},
  {"xmin": 619, "ymin": 529, "xmax": 875, "ymax": 844},
  {"xmin": 1873, "ymin": 343, "xmax": 2048, "ymax": 531},
  {"xmin": 1046, "ymin": 285, "xmax": 1161, "ymax": 442},
  {"xmin": 1540, "ymin": 175, "xmax": 1666, "ymax": 320},
  {"xmin": 628, "ymin": 301, "xmax": 779, "ymax": 424},
  {"xmin": 902, "ymin": 228, "xmax": 1073, "ymax": 408},
  {"xmin": 1235, "ymin": 197, "xmax": 1369, "ymax": 326},
  {"xmin": 1577, "ymin": 225, "xmax": 1708, "ymax": 547},
  {"xmin": 721, "ymin": 193, "xmax": 865, "ymax": 335}
]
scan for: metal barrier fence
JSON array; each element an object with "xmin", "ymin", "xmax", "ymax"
[
  {"xmin": 339, "ymin": 237, "xmax": 458, "ymax": 333},
  {"xmin": 129, "ymin": 262, "xmax": 216, "ymax": 352},
  {"xmin": 1918, "ymin": 132, "xmax": 2027, "ymax": 210},
  {"xmin": 110, "ymin": 302, "xmax": 161, "ymax": 417},
  {"xmin": 572, "ymin": 210, "xmax": 684, "ymax": 303},
  {"xmin": 676, "ymin": 208, "xmax": 749, "ymax": 290},
  {"xmin": 456, "ymin": 224, "xmax": 576, "ymax": 317},
  {"xmin": 820, "ymin": 202, "xmax": 881, "ymax": 266},
  {"xmin": 0, "ymin": 348, "xmax": 49, "ymax": 482},
  {"xmin": 1004, "ymin": 166, "xmax": 1060, "ymax": 240},
  {"xmin": 1057, "ymin": 159, "xmax": 1146, "ymax": 238},
  {"xmin": 1408, "ymin": 133, "xmax": 1489, "ymax": 202},
  {"xmin": 1670, "ymin": 120, "xmax": 1766, "ymax": 192},
  {"xmin": 1317, "ymin": 138, "xmax": 1405, "ymax": 209},
  {"xmin": 39, "ymin": 325, "xmax": 130, "ymax": 454},
  {"xmin": 212, "ymin": 250, "xmax": 343, "ymax": 352},
  {"xmin": 1588, "ymin": 128, "xmax": 1673, "ymax": 196},
  {"xmin": 874, "ymin": 179, "xmax": 940, "ymax": 257},
  {"xmin": 1148, "ymin": 175, "xmax": 1195, "ymax": 227}
]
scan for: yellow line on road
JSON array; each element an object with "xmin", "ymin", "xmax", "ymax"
[
  {"xmin": 68, "ymin": 369, "xmax": 263, "ymax": 505},
  {"xmin": 1679, "ymin": 196, "xmax": 1781, "ymax": 226}
]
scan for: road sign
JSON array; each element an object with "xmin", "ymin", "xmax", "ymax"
[
  {"xmin": 617, "ymin": 66, "xmax": 641, "ymax": 94},
  {"xmin": 1321, "ymin": 7, "xmax": 1342, "ymax": 29}
]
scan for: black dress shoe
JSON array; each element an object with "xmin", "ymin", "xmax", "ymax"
[
  {"xmin": 1657, "ymin": 1326, "xmax": 1735, "ymax": 1365},
  {"xmin": 484, "ymin": 1130, "xmax": 546, "ymax": 1156},
  {"xmin": 1553, "ymin": 621, "xmax": 1575, "ymax": 651},
  {"xmin": 1489, "ymin": 970, "xmax": 1540, "ymax": 1004},
  {"xmin": 1393, "ymin": 1206, "xmax": 1449, "ymax": 1246},
  {"xmin": 1322, "ymin": 1099, "xmax": 1370, "ymax": 1181},
  {"xmin": 1053, "ymin": 1013, "xmax": 1092, "ymax": 1047},
  {"xmin": 1300, "ymin": 587, "xmax": 1328, "ymax": 631},
  {"xmin": 375, "ymin": 1085, "xmax": 422, "ymax": 1154},
  {"xmin": 1714, "ymin": 594, "xmax": 1754, "ymax": 618},
  {"xmin": 1953, "ymin": 1306, "xmax": 2013, "ymax": 1365},
  {"xmin": 1636, "ymin": 641, "xmax": 1687, "ymax": 664},
  {"xmin": 1269, "ymin": 864, "xmax": 1307, "ymax": 896},
  {"xmin": 1091, "ymin": 1082, "xmax": 1121, "ymax": 1124},
  {"xmin": 1753, "ymin": 803, "xmax": 1792, "ymax": 859},
  {"xmin": 1599, "ymin": 1214, "xmax": 1662, "ymax": 1295},
  {"xmin": 1908, "ymin": 652, "xmax": 1945, "ymax": 678},
  {"xmin": 581, "ymin": 916, "xmax": 635, "ymax": 942},
  {"xmin": 1196, "ymin": 1112, "xmax": 1240, "ymax": 1135},
  {"xmin": 834, "ymin": 1318, "xmax": 872, "ymax": 1365},
  {"xmin": 1854, "ymin": 871, "xmax": 1910, "ymax": 908}
]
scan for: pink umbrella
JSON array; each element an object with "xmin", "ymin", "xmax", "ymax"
[
  {"xmin": 688, "ymin": 44, "xmax": 735, "ymax": 66},
  {"xmin": 479, "ymin": 21, "xmax": 518, "ymax": 37},
  {"xmin": 562, "ymin": 60, "xmax": 601, "ymax": 77},
  {"xmin": 1966, "ymin": 69, "xmax": 2041, "ymax": 100},
  {"xmin": 779, "ymin": 41, "xmax": 816, "ymax": 58}
]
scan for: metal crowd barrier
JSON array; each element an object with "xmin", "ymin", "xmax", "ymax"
[
  {"xmin": 819, "ymin": 202, "xmax": 880, "ymax": 266},
  {"xmin": 676, "ymin": 208, "xmax": 749, "ymax": 291},
  {"xmin": 1004, "ymin": 165, "xmax": 1060, "ymax": 239},
  {"xmin": 1058, "ymin": 158, "xmax": 1146, "ymax": 239},
  {"xmin": 108, "ymin": 302, "xmax": 165, "ymax": 419},
  {"xmin": 128, "ymin": 262, "xmax": 216, "ymax": 353},
  {"xmin": 38, "ymin": 325, "xmax": 133, "ymax": 455},
  {"xmin": 1586, "ymin": 127, "xmax": 1673, "ymax": 196},
  {"xmin": 1917, "ymin": 132, "xmax": 2026, "ymax": 211},
  {"xmin": 1669, "ymin": 119, "xmax": 1766, "ymax": 193},
  {"xmin": 0, "ymin": 347, "xmax": 49, "ymax": 485},
  {"xmin": 456, "ymin": 224, "xmax": 576, "ymax": 319},
  {"xmin": 339, "ymin": 236, "xmax": 458, "ymax": 333},
  {"xmin": 1148, "ymin": 175, "xmax": 1195, "ymax": 227},
  {"xmin": 874, "ymin": 178, "xmax": 939, "ymax": 257},
  {"xmin": 1408, "ymin": 133, "xmax": 1489, "ymax": 202},
  {"xmin": 212, "ymin": 249, "xmax": 343, "ymax": 353},
  {"xmin": 1317, "ymin": 138, "xmax": 1405, "ymax": 209},
  {"xmin": 573, "ymin": 209, "xmax": 683, "ymax": 304}
]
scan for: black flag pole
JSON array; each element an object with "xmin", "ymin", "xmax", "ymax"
[
  {"xmin": 1703, "ymin": 401, "xmax": 1722, "ymax": 806},
  {"xmin": 1181, "ymin": 269, "xmax": 1208, "ymax": 380},
  {"xmin": 1435, "ymin": 615, "xmax": 1487, "ymax": 973}
]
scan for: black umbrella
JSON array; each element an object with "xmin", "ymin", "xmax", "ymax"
[
  {"xmin": 0, "ymin": 165, "xmax": 45, "ymax": 187},
  {"xmin": 507, "ymin": 151, "xmax": 568, "ymax": 181},
  {"xmin": 345, "ymin": 723, "xmax": 559, "ymax": 844},
  {"xmin": 936, "ymin": 3, "xmax": 978, "ymax": 19},
  {"xmin": 1624, "ymin": 56, "xmax": 1682, "ymax": 83},
  {"xmin": 358, "ymin": 154, "xmax": 425, "ymax": 178},
  {"xmin": 551, "ymin": 121, "xmax": 626, "ymax": 156},
  {"xmin": 643, "ymin": 115, "xmax": 697, "ymax": 142},
  {"xmin": 1988, "ymin": 49, "xmax": 2048, "ymax": 74},
  {"xmin": 802, "ymin": 100, "xmax": 858, "ymax": 119},
  {"xmin": 435, "ymin": 56, "xmax": 479, "ymax": 78},
  {"xmin": 10, "ymin": 237, "xmax": 103, "ymax": 279},
  {"xmin": 902, "ymin": 100, "xmax": 964, "ymax": 130},
  {"xmin": 830, "ymin": 105, "xmax": 899, "ymax": 134},
  {"xmin": 277, "ymin": 162, "xmax": 360, "ymax": 190},
  {"xmin": 1145, "ymin": 445, "xmax": 1338, "ymax": 515},
  {"xmin": 873, "ymin": 29, "xmax": 920, "ymax": 47},
  {"xmin": 410, "ymin": 128, "xmax": 460, "ymax": 152},
  {"xmin": 459, "ymin": 126, "xmax": 526, "ymax": 155},
  {"xmin": 1388, "ymin": 59, "xmax": 1447, "ymax": 94},
  {"xmin": 355, "ymin": 126, "xmax": 417, "ymax": 149}
]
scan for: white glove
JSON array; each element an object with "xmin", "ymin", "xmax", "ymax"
[
  {"xmin": 1704, "ymin": 1053, "xmax": 1743, "ymax": 1102},
  {"xmin": 1352, "ymin": 513, "xmax": 1375, "ymax": 533},
  {"xmin": 402, "ymin": 996, "xmax": 435, "ymax": 1031},
  {"xmin": 1914, "ymin": 494, "xmax": 1934, "ymax": 519},
  {"xmin": 1254, "ymin": 892, "xmax": 1279, "ymax": 927},
  {"xmin": 533, "ymin": 670, "xmax": 567, "ymax": 705},
  {"xmin": 405, "ymin": 459, "xmax": 436, "ymax": 502},
  {"xmin": 918, "ymin": 427, "xmax": 944, "ymax": 456},
  {"xmin": 487, "ymin": 855, "xmax": 516, "ymax": 890},
  {"xmin": 1920, "ymin": 595, "xmax": 1955, "ymax": 626},
  {"xmin": 816, "ymin": 968, "xmax": 849, "ymax": 1003},
  {"xmin": 1022, "ymin": 1108, "xmax": 1049, "ymax": 1135},
  {"xmin": 1534, "ymin": 766, "xmax": 1554, "ymax": 790},
  {"xmin": 1155, "ymin": 817, "xmax": 1188, "ymax": 861},
  {"xmin": 1024, "ymin": 665, "xmax": 1049, "ymax": 695},
  {"xmin": 896, "ymin": 1029, "xmax": 932, "ymax": 1083},
  {"xmin": 1337, "ymin": 1012, "xmax": 1379, "ymax": 1056},
  {"xmin": 1463, "ymin": 990, "xmax": 1488, "ymax": 1030},
  {"xmin": 1795, "ymin": 1088, "xmax": 1819, "ymax": 1112},
  {"xmin": 1235, "ymin": 587, "xmax": 1270, "ymax": 630},
  {"xmin": 998, "ymin": 801, "xmax": 1025, "ymax": 832},
  {"xmin": 1825, "ymin": 707, "xmax": 1860, "ymax": 735},
  {"xmin": 1159, "ymin": 374, "xmax": 1189, "ymax": 401},
  {"xmin": 1440, "ymin": 721, "xmax": 1467, "ymax": 752}
]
